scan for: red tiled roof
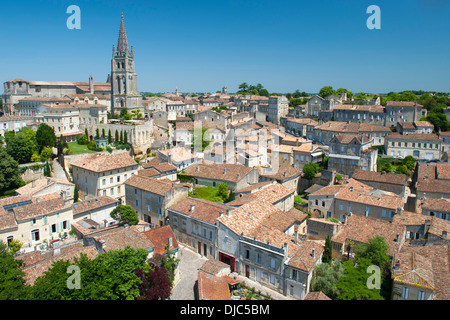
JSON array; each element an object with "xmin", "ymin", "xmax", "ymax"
[
  {"xmin": 142, "ymin": 225, "xmax": 178, "ymax": 255},
  {"xmin": 197, "ymin": 271, "xmax": 231, "ymax": 300}
]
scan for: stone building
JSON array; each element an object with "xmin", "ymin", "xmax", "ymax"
[
  {"xmin": 2, "ymin": 77, "xmax": 110, "ymax": 116},
  {"xmin": 72, "ymin": 152, "xmax": 139, "ymax": 204},
  {"xmin": 110, "ymin": 13, "xmax": 142, "ymax": 114},
  {"xmin": 328, "ymin": 133, "xmax": 378, "ymax": 177},
  {"xmin": 384, "ymin": 101, "xmax": 426, "ymax": 127},
  {"xmin": 168, "ymin": 197, "xmax": 232, "ymax": 258},
  {"xmin": 124, "ymin": 174, "xmax": 189, "ymax": 227},
  {"xmin": 384, "ymin": 133, "xmax": 441, "ymax": 160}
]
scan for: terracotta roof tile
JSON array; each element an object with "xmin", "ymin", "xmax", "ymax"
[
  {"xmin": 184, "ymin": 162, "xmax": 255, "ymax": 183},
  {"xmin": 72, "ymin": 152, "xmax": 137, "ymax": 172},
  {"xmin": 332, "ymin": 214, "xmax": 406, "ymax": 256},
  {"xmin": 124, "ymin": 175, "xmax": 188, "ymax": 196},
  {"xmin": 142, "ymin": 225, "xmax": 178, "ymax": 255},
  {"xmin": 197, "ymin": 271, "xmax": 231, "ymax": 300},
  {"xmin": 168, "ymin": 197, "xmax": 231, "ymax": 225}
]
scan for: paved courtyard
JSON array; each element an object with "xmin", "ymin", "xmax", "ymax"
[{"xmin": 170, "ymin": 244, "xmax": 208, "ymax": 300}]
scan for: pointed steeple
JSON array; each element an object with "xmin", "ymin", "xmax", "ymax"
[{"xmin": 117, "ymin": 12, "xmax": 129, "ymax": 55}]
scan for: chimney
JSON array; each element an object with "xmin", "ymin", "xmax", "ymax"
[
  {"xmin": 196, "ymin": 166, "xmax": 200, "ymax": 172},
  {"xmin": 168, "ymin": 236, "xmax": 173, "ymax": 248},
  {"xmin": 343, "ymin": 214, "xmax": 348, "ymax": 225},
  {"xmin": 223, "ymin": 168, "xmax": 226, "ymax": 174},
  {"xmin": 395, "ymin": 233, "xmax": 399, "ymax": 242},
  {"xmin": 350, "ymin": 186, "xmax": 354, "ymax": 192},
  {"xmin": 442, "ymin": 230, "xmax": 447, "ymax": 239},
  {"xmin": 190, "ymin": 204, "xmax": 195, "ymax": 212},
  {"xmin": 311, "ymin": 248, "xmax": 315, "ymax": 258}
]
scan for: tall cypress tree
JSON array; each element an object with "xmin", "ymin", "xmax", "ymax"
[
  {"xmin": 119, "ymin": 130, "xmax": 123, "ymax": 144},
  {"xmin": 102, "ymin": 128, "xmax": 106, "ymax": 138},
  {"xmin": 115, "ymin": 129, "xmax": 119, "ymax": 144},
  {"xmin": 124, "ymin": 131, "xmax": 128, "ymax": 145},
  {"xmin": 73, "ymin": 184, "xmax": 79, "ymax": 203},
  {"xmin": 108, "ymin": 129, "xmax": 112, "ymax": 144},
  {"xmin": 323, "ymin": 235, "xmax": 333, "ymax": 263}
]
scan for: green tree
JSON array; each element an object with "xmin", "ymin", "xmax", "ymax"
[
  {"xmin": 4, "ymin": 131, "xmax": 16, "ymax": 144},
  {"xmin": 322, "ymin": 235, "xmax": 333, "ymax": 263},
  {"xmin": 30, "ymin": 247, "xmax": 149, "ymax": 300},
  {"xmin": 402, "ymin": 156, "xmax": 416, "ymax": 170},
  {"xmin": 120, "ymin": 130, "xmax": 124, "ymax": 144},
  {"xmin": 96, "ymin": 128, "xmax": 100, "ymax": 140},
  {"xmin": 399, "ymin": 91, "xmax": 416, "ymax": 102},
  {"xmin": 102, "ymin": 128, "xmax": 106, "ymax": 138},
  {"xmin": 318, "ymin": 86, "xmax": 335, "ymax": 98},
  {"xmin": 238, "ymin": 82, "xmax": 249, "ymax": 92},
  {"xmin": 6, "ymin": 135, "xmax": 33, "ymax": 164},
  {"xmin": 427, "ymin": 112, "xmax": 449, "ymax": 132},
  {"xmin": 36, "ymin": 123, "xmax": 56, "ymax": 153},
  {"xmin": 0, "ymin": 241, "xmax": 30, "ymax": 299},
  {"xmin": 336, "ymin": 258, "xmax": 384, "ymax": 300},
  {"xmin": 115, "ymin": 129, "xmax": 119, "ymax": 143},
  {"xmin": 108, "ymin": 129, "xmax": 112, "ymax": 144},
  {"xmin": 0, "ymin": 148, "xmax": 23, "ymax": 194},
  {"xmin": 43, "ymin": 160, "xmax": 51, "ymax": 177},
  {"xmin": 39, "ymin": 146, "xmax": 54, "ymax": 162},
  {"xmin": 217, "ymin": 183, "xmax": 229, "ymax": 201},
  {"xmin": 336, "ymin": 88, "xmax": 353, "ymax": 99},
  {"xmin": 120, "ymin": 108, "xmax": 128, "ymax": 118},
  {"xmin": 259, "ymin": 88, "xmax": 269, "ymax": 97},
  {"xmin": 74, "ymin": 184, "xmax": 79, "ymax": 203},
  {"xmin": 355, "ymin": 92, "xmax": 367, "ymax": 99},
  {"xmin": 85, "ymin": 128, "xmax": 89, "ymax": 139},
  {"xmin": 17, "ymin": 127, "xmax": 37, "ymax": 154},
  {"xmin": 303, "ymin": 162, "xmax": 319, "ymax": 180},
  {"xmin": 124, "ymin": 131, "xmax": 128, "ymax": 145},
  {"xmin": 110, "ymin": 204, "xmax": 139, "ymax": 225},
  {"xmin": 353, "ymin": 236, "xmax": 390, "ymax": 271},
  {"xmin": 310, "ymin": 261, "xmax": 344, "ymax": 299}
]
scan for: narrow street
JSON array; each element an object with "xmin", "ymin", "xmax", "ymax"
[{"xmin": 170, "ymin": 244, "xmax": 208, "ymax": 300}]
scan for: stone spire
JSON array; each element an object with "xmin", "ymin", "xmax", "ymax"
[{"xmin": 117, "ymin": 12, "xmax": 129, "ymax": 55}]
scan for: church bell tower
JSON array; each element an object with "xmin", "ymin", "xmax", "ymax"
[{"xmin": 111, "ymin": 12, "xmax": 142, "ymax": 114}]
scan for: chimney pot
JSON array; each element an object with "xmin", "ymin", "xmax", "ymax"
[{"xmin": 190, "ymin": 204, "xmax": 195, "ymax": 212}]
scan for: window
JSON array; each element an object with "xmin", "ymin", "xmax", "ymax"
[
  {"xmin": 246, "ymin": 250, "xmax": 250, "ymax": 259},
  {"xmin": 51, "ymin": 224, "xmax": 57, "ymax": 233},
  {"xmin": 382, "ymin": 209, "xmax": 386, "ymax": 217},
  {"xmin": 270, "ymin": 258, "xmax": 275, "ymax": 269},
  {"xmin": 117, "ymin": 186, "xmax": 120, "ymax": 194},
  {"xmin": 322, "ymin": 201, "xmax": 326, "ymax": 207},
  {"xmin": 418, "ymin": 291, "xmax": 425, "ymax": 300},
  {"xmin": 31, "ymin": 229, "xmax": 40, "ymax": 242},
  {"xmin": 257, "ymin": 253, "xmax": 262, "ymax": 264},
  {"xmin": 63, "ymin": 221, "xmax": 67, "ymax": 230},
  {"xmin": 102, "ymin": 179, "xmax": 106, "ymax": 186},
  {"xmin": 135, "ymin": 199, "xmax": 139, "ymax": 206},
  {"xmin": 147, "ymin": 204, "xmax": 151, "ymax": 212},
  {"xmin": 339, "ymin": 204, "xmax": 343, "ymax": 211},
  {"xmin": 292, "ymin": 269, "xmax": 297, "ymax": 281},
  {"xmin": 134, "ymin": 188, "xmax": 137, "ymax": 195},
  {"xmin": 402, "ymin": 287, "xmax": 409, "ymax": 299},
  {"xmin": 31, "ymin": 218, "xmax": 36, "ymax": 226},
  {"xmin": 209, "ymin": 231, "xmax": 213, "ymax": 240},
  {"xmin": 110, "ymin": 177, "xmax": 113, "ymax": 184},
  {"xmin": 110, "ymin": 188, "xmax": 114, "ymax": 195}
]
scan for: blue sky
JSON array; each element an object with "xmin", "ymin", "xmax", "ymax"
[{"xmin": 0, "ymin": 0, "xmax": 449, "ymax": 94}]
